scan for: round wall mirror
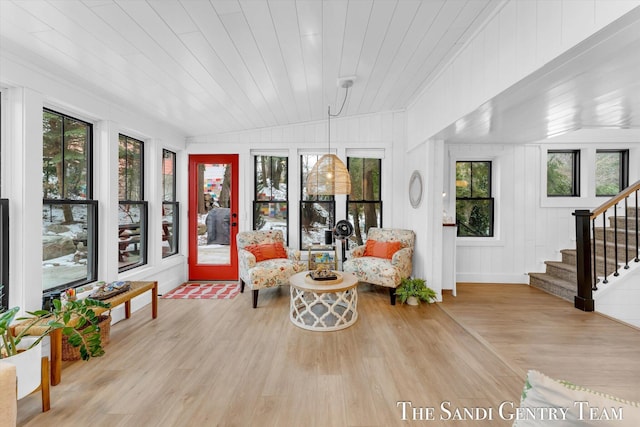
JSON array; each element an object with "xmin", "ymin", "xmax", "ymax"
[{"xmin": 409, "ymin": 170, "xmax": 423, "ymax": 208}]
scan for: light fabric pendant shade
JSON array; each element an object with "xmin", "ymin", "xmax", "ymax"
[{"xmin": 306, "ymin": 154, "xmax": 352, "ymax": 196}]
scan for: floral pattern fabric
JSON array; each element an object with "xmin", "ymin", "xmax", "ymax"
[
  {"xmin": 343, "ymin": 228, "xmax": 415, "ymax": 289},
  {"xmin": 237, "ymin": 230, "xmax": 304, "ymax": 290}
]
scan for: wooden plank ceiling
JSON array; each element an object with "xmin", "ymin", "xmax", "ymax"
[{"xmin": 0, "ymin": 0, "xmax": 500, "ymax": 137}]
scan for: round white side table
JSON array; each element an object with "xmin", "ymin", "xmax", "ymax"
[{"xmin": 289, "ymin": 271, "xmax": 358, "ymax": 331}]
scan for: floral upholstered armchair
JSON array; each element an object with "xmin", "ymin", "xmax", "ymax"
[
  {"xmin": 343, "ymin": 228, "xmax": 415, "ymax": 305},
  {"xmin": 237, "ymin": 230, "xmax": 305, "ymax": 308}
]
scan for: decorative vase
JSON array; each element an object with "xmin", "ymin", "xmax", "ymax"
[{"xmin": 406, "ymin": 296, "xmax": 419, "ymax": 306}]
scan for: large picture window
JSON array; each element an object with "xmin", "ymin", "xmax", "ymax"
[
  {"xmin": 254, "ymin": 155, "xmax": 288, "ymax": 241},
  {"xmin": 596, "ymin": 150, "xmax": 628, "ymax": 197},
  {"xmin": 300, "ymin": 154, "xmax": 335, "ymax": 249},
  {"xmin": 456, "ymin": 161, "xmax": 494, "ymax": 237},
  {"xmin": 118, "ymin": 134, "xmax": 147, "ymax": 271},
  {"xmin": 547, "ymin": 150, "xmax": 580, "ymax": 197},
  {"xmin": 162, "ymin": 149, "xmax": 179, "ymax": 258},
  {"xmin": 42, "ymin": 109, "xmax": 97, "ymax": 292},
  {"xmin": 347, "ymin": 157, "xmax": 381, "ymax": 246}
]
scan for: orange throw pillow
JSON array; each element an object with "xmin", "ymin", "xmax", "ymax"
[
  {"xmin": 363, "ymin": 239, "xmax": 402, "ymax": 259},
  {"xmin": 245, "ymin": 242, "xmax": 287, "ymax": 262}
]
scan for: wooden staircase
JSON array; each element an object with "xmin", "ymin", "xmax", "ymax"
[{"xmin": 529, "ymin": 207, "xmax": 638, "ymax": 302}]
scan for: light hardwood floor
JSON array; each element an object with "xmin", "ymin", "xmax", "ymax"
[{"xmin": 16, "ymin": 283, "xmax": 640, "ymax": 427}]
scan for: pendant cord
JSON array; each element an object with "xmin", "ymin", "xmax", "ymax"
[{"xmin": 327, "ymin": 85, "xmax": 351, "ymax": 153}]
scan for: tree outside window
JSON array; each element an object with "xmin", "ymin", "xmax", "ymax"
[
  {"xmin": 547, "ymin": 150, "xmax": 580, "ymax": 197},
  {"xmin": 347, "ymin": 157, "xmax": 381, "ymax": 246},
  {"xmin": 456, "ymin": 161, "xmax": 494, "ymax": 237},
  {"xmin": 300, "ymin": 154, "xmax": 334, "ymax": 249},
  {"xmin": 254, "ymin": 155, "xmax": 288, "ymax": 242},
  {"xmin": 118, "ymin": 134, "xmax": 147, "ymax": 271},
  {"xmin": 596, "ymin": 150, "xmax": 628, "ymax": 197},
  {"xmin": 42, "ymin": 109, "xmax": 97, "ymax": 292},
  {"xmin": 162, "ymin": 149, "xmax": 179, "ymax": 258}
]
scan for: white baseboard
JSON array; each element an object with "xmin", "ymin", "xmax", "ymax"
[{"xmin": 455, "ymin": 273, "xmax": 530, "ymax": 284}]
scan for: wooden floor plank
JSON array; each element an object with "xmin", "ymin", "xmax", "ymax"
[{"xmin": 16, "ymin": 283, "xmax": 639, "ymax": 426}]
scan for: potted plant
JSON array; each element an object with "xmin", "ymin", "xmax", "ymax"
[
  {"xmin": 395, "ymin": 277, "xmax": 437, "ymax": 306},
  {"xmin": 1, "ymin": 285, "xmax": 110, "ymax": 399},
  {"xmin": 1, "ymin": 288, "xmax": 110, "ymax": 361}
]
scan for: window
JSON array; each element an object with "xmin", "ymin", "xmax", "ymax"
[
  {"xmin": 118, "ymin": 134, "xmax": 147, "ymax": 271},
  {"xmin": 456, "ymin": 161, "xmax": 494, "ymax": 237},
  {"xmin": 42, "ymin": 109, "xmax": 97, "ymax": 292},
  {"xmin": 162, "ymin": 149, "xmax": 179, "ymax": 258},
  {"xmin": 0, "ymin": 199, "xmax": 7, "ymax": 311},
  {"xmin": 347, "ymin": 157, "xmax": 382, "ymax": 246},
  {"xmin": 0, "ymin": 94, "xmax": 7, "ymax": 310},
  {"xmin": 547, "ymin": 150, "xmax": 580, "ymax": 197},
  {"xmin": 596, "ymin": 150, "xmax": 628, "ymax": 197},
  {"xmin": 300, "ymin": 154, "xmax": 335, "ymax": 249},
  {"xmin": 254, "ymin": 155, "xmax": 288, "ymax": 241}
]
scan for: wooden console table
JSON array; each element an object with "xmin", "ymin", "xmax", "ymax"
[{"xmin": 13, "ymin": 281, "xmax": 158, "ymax": 386}]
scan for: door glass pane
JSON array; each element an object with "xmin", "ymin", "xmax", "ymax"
[{"xmin": 198, "ymin": 163, "xmax": 231, "ymax": 265}]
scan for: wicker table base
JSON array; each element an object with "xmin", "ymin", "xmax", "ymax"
[{"xmin": 289, "ymin": 271, "xmax": 358, "ymax": 331}]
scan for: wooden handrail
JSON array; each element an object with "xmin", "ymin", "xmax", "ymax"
[{"xmin": 591, "ymin": 179, "xmax": 640, "ymax": 218}]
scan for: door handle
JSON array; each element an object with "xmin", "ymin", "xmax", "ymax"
[{"xmin": 232, "ymin": 222, "xmax": 237, "ymax": 227}]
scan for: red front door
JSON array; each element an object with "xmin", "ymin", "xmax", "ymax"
[{"xmin": 188, "ymin": 154, "xmax": 239, "ymax": 280}]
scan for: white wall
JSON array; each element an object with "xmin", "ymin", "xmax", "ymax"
[
  {"xmin": 1, "ymin": 54, "xmax": 188, "ymax": 316},
  {"xmin": 444, "ymin": 139, "xmax": 640, "ymax": 284},
  {"xmin": 187, "ymin": 110, "xmax": 406, "ymax": 251},
  {"xmin": 405, "ymin": 1, "xmax": 640, "ymax": 286}
]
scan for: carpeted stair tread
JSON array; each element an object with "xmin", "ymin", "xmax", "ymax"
[
  {"xmin": 560, "ymin": 248, "xmax": 622, "ymax": 272},
  {"xmin": 545, "ymin": 260, "xmax": 575, "ymax": 271},
  {"xmin": 529, "ymin": 209, "xmax": 637, "ymax": 301},
  {"xmin": 528, "ymin": 272, "xmax": 576, "ymax": 302}
]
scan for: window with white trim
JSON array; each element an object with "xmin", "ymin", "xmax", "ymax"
[
  {"xmin": 42, "ymin": 109, "xmax": 98, "ymax": 292},
  {"xmin": 456, "ymin": 161, "xmax": 494, "ymax": 237},
  {"xmin": 162, "ymin": 149, "xmax": 179, "ymax": 258},
  {"xmin": 300, "ymin": 154, "xmax": 334, "ymax": 249},
  {"xmin": 118, "ymin": 134, "xmax": 147, "ymax": 271},
  {"xmin": 254, "ymin": 155, "xmax": 288, "ymax": 242}
]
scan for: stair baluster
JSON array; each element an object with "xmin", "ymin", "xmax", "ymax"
[
  {"xmin": 624, "ymin": 198, "xmax": 629, "ymax": 269},
  {"xmin": 602, "ymin": 211, "xmax": 609, "ymax": 284},
  {"xmin": 571, "ymin": 180, "xmax": 640, "ymax": 311}
]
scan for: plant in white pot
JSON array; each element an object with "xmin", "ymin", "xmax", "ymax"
[
  {"xmin": 395, "ymin": 277, "xmax": 437, "ymax": 306},
  {"xmin": 1, "ymin": 299, "xmax": 111, "ymax": 360},
  {"xmin": 1, "ymin": 286, "xmax": 110, "ymax": 398}
]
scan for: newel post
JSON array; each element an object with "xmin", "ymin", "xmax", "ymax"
[{"xmin": 573, "ymin": 210, "xmax": 594, "ymax": 311}]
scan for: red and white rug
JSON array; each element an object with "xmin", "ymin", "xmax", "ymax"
[{"xmin": 161, "ymin": 282, "xmax": 240, "ymax": 300}]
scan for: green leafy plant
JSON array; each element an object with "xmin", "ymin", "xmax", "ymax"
[
  {"xmin": 0, "ymin": 286, "xmax": 110, "ymax": 360},
  {"xmin": 395, "ymin": 277, "xmax": 437, "ymax": 305}
]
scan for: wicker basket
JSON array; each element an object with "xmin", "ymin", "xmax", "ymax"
[{"xmin": 61, "ymin": 314, "xmax": 111, "ymax": 361}]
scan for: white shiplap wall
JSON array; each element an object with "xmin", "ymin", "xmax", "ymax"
[
  {"xmin": 187, "ymin": 110, "xmax": 406, "ymax": 252},
  {"xmin": 405, "ymin": 0, "xmax": 640, "ymax": 286},
  {"xmin": 1, "ymin": 54, "xmax": 188, "ymax": 314}
]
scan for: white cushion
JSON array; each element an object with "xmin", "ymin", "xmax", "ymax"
[{"xmin": 514, "ymin": 370, "xmax": 640, "ymax": 426}]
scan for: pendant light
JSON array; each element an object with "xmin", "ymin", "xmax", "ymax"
[{"xmin": 306, "ymin": 79, "xmax": 353, "ymax": 196}]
